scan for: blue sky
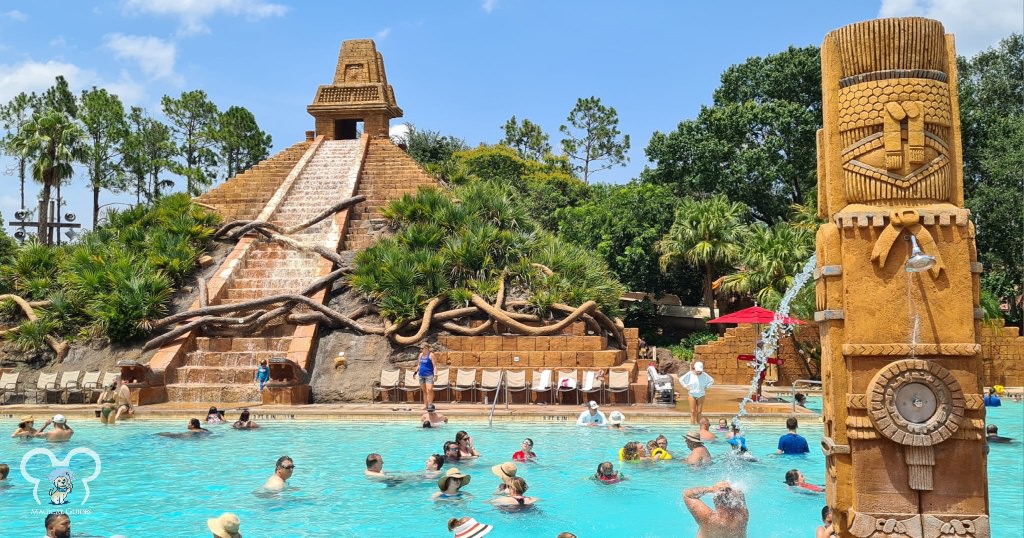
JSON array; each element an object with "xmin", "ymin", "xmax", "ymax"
[{"xmin": 0, "ymin": 0, "xmax": 1021, "ymax": 235}]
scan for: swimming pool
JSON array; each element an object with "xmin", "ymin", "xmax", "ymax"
[{"xmin": 1, "ymin": 406, "xmax": 1021, "ymax": 537}]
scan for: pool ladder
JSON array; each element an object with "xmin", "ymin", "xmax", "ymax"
[
  {"xmin": 792, "ymin": 379, "xmax": 822, "ymax": 412},
  {"xmin": 487, "ymin": 370, "xmax": 504, "ymax": 427}
]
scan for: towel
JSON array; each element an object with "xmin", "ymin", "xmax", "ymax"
[
  {"xmin": 582, "ymin": 371, "xmax": 596, "ymax": 391},
  {"xmin": 559, "ymin": 376, "xmax": 577, "ymax": 389},
  {"xmin": 536, "ymin": 370, "xmax": 552, "ymax": 390}
]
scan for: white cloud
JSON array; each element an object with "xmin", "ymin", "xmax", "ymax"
[
  {"xmin": 376, "ymin": 27, "xmax": 392, "ymax": 40},
  {"xmin": 103, "ymin": 33, "xmax": 178, "ymax": 82},
  {"xmin": 122, "ymin": 0, "xmax": 288, "ymax": 36},
  {"xmin": 0, "ymin": 60, "xmax": 146, "ymax": 108},
  {"xmin": 481, "ymin": 0, "xmax": 498, "ymax": 14},
  {"xmin": 2, "ymin": 10, "xmax": 28, "ymax": 21},
  {"xmin": 390, "ymin": 123, "xmax": 410, "ymax": 144},
  {"xmin": 878, "ymin": 0, "xmax": 1024, "ymax": 56},
  {"xmin": 49, "ymin": 35, "xmax": 67, "ymax": 48},
  {"xmin": 0, "ymin": 60, "xmax": 86, "ymax": 104}
]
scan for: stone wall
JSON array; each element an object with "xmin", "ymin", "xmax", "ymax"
[
  {"xmin": 981, "ymin": 321, "xmax": 1024, "ymax": 387},
  {"xmin": 692, "ymin": 325, "xmax": 819, "ymax": 385}
]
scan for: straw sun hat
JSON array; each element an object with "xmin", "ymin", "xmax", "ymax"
[
  {"xmin": 490, "ymin": 462, "xmax": 517, "ymax": 485},
  {"xmin": 207, "ymin": 513, "xmax": 242, "ymax": 538},
  {"xmin": 438, "ymin": 468, "xmax": 471, "ymax": 490}
]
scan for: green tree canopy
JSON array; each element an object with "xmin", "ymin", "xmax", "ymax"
[
  {"xmin": 958, "ymin": 33, "xmax": 1023, "ymax": 325},
  {"xmin": 644, "ymin": 46, "xmax": 821, "ymax": 224},
  {"xmin": 560, "ymin": 96, "xmax": 630, "ymax": 183},
  {"xmin": 79, "ymin": 87, "xmax": 129, "ymax": 227},
  {"xmin": 0, "ymin": 91, "xmax": 41, "ymax": 209},
  {"xmin": 501, "ymin": 115, "xmax": 551, "ymax": 161},
  {"xmin": 556, "ymin": 182, "xmax": 701, "ymax": 301},
  {"xmin": 13, "ymin": 110, "xmax": 86, "ymax": 244},
  {"xmin": 124, "ymin": 107, "xmax": 175, "ymax": 204},
  {"xmin": 657, "ymin": 194, "xmax": 748, "ymax": 320},
  {"xmin": 217, "ymin": 105, "xmax": 271, "ymax": 179},
  {"xmin": 402, "ymin": 123, "xmax": 467, "ymax": 169},
  {"xmin": 161, "ymin": 90, "xmax": 219, "ymax": 196}
]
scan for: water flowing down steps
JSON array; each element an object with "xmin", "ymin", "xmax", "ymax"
[{"xmin": 153, "ymin": 138, "xmax": 365, "ymax": 403}]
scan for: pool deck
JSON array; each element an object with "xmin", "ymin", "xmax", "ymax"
[{"xmin": 0, "ymin": 385, "xmax": 816, "ymax": 423}]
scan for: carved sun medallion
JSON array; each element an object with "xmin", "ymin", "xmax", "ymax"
[{"xmin": 866, "ymin": 359, "xmax": 965, "ymax": 446}]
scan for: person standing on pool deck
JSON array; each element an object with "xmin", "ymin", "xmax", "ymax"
[
  {"xmin": 680, "ymin": 362, "xmax": 714, "ymax": 425},
  {"xmin": 418, "ymin": 344, "xmax": 436, "ymax": 410},
  {"xmin": 683, "ymin": 481, "xmax": 748, "ymax": 538},
  {"xmin": 255, "ymin": 359, "xmax": 270, "ymax": 393},
  {"xmin": 776, "ymin": 417, "xmax": 810, "ymax": 455},
  {"xmin": 263, "ymin": 455, "xmax": 294, "ymax": 491}
]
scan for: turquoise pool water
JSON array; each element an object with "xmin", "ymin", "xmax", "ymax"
[{"xmin": 1, "ymin": 405, "xmax": 1021, "ymax": 537}]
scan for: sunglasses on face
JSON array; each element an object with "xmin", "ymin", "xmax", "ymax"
[{"xmin": 280, "ymin": 465, "xmax": 295, "ymax": 470}]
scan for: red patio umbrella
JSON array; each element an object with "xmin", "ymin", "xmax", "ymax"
[
  {"xmin": 705, "ymin": 306, "xmax": 804, "ymax": 399},
  {"xmin": 705, "ymin": 306, "xmax": 804, "ymax": 325}
]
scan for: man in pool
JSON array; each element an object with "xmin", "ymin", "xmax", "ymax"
[
  {"xmin": 35, "ymin": 415, "xmax": 74, "ymax": 441},
  {"xmin": 986, "ymin": 424, "xmax": 1014, "ymax": 443},
  {"xmin": 44, "ymin": 512, "xmax": 71, "ymax": 538},
  {"xmin": 420, "ymin": 404, "xmax": 448, "ymax": 428},
  {"xmin": 576, "ymin": 401, "xmax": 606, "ymax": 426},
  {"xmin": 443, "ymin": 441, "xmax": 461, "ymax": 463},
  {"xmin": 365, "ymin": 453, "xmax": 388, "ymax": 479},
  {"xmin": 776, "ymin": 417, "xmax": 809, "ymax": 455},
  {"xmin": 263, "ymin": 455, "xmax": 294, "ymax": 491},
  {"xmin": 158, "ymin": 418, "xmax": 211, "ymax": 438},
  {"xmin": 683, "ymin": 481, "xmax": 748, "ymax": 538},
  {"xmin": 424, "ymin": 454, "xmax": 444, "ymax": 477},
  {"xmin": 683, "ymin": 431, "xmax": 712, "ymax": 466}
]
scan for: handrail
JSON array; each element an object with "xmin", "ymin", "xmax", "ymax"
[
  {"xmin": 488, "ymin": 370, "xmax": 503, "ymax": 427},
  {"xmin": 792, "ymin": 379, "xmax": 822, "ymax": 412}
]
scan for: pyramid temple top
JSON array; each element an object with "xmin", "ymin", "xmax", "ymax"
[{"xmin": 308, "ymin": 39, "xmax": 402, "ymax": 138}]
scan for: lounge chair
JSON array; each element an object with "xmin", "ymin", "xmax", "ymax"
[
  {"xmin": 53, "ymin": 370, "xmax": 82, "ymax": 404},
  {"xmin": 34, "ymin": 372, "xmax": 59, "ymax": 404},
  {"xmin": 398, "ymin": 369, "xmax": 421, "ymax": 403},
  {"xmin": 479, "ymin": 369, "xmax": 504, "ymax": 404},
  {"xmin": 530, "ymin": 369, "xmax": 553, "ymax": 404},
  {"xmin": 647, "ymin": 365, "xmax": 675, "ymax": 404},
  {"xmin": 555, "ymin": 369, "xmax": 579, "ymax": 405},
  {"xmin": 504, "ymin": 370, "xmax": 529, "ymax": 404},
  {"xmin": 101, "ymin": 371, "xmax": 120, "ymax": 389},
  {"xmin": 431, "ymin": 368, "xmax": 451, "ymax": 403},
  {"xmin": 580, "ymin": 369, "xmax": 605, "ymax": 405},
  {"xmin": 0, "ymin": 371, "xmax": 22, "ymax": 404},
  {"xmin": 450, "ymin": 368, "xmax": 478, "ymax": 403},
  {"xmin": 79, "ymin": 371, "xmax": 102, "ymax": 403},
  {"xmin": 371, "ymin": 369, "xmax": 401, "ymax": 404},
  {"xmin": 605, "ymin": 369, "xmax": 633, "ymax": 405}
]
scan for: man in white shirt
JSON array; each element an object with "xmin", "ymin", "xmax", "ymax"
[
  {"xmin": 576, "ymin": 401, "xmax": 607, "ymax": 426},
  {"xmin": 680, "ymin": 362, "xmax": 714, "ymax": 425}
]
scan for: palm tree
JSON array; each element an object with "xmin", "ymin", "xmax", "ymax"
[
  {"xmin": 14, "ymin": 110, "xmax": 86, "ymax": 244},
  {"xmin": 722, "ymin": 222, "xmax": 817, "ymax": 376},
  {"xmin": 657, "ymin": 194, "xmax": 748, "ymax": 320},
  {"xmin": 720, "ymin": 222, "xmax": 815, "ymax": 307}
]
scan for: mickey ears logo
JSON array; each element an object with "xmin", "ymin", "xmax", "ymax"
[{"xmin": 20, "ymin": 448, "xmax": 102, "ymax": 506}]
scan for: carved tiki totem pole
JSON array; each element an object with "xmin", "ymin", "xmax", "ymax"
[{"xmin": 816, "ymin": 18, "xmax": 989, "ymax": 538}]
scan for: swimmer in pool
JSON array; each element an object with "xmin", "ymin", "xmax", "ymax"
[
  {"xmin": 263, "ymin": 456, "xmax": 294, "ymax": 491},
  {"xmin": 594, "ymin": 461, "xmax": 623, "ymax": 483}
]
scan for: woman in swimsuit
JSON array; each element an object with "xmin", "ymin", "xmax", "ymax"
[
  {"xmin": 491, "ymin": 476, "xmax": 536, "ymax": 507},
  {"xmin": 432, "ymin": 468, "xmax": 471, "ymax": 500},
  {"xmin": 417, "ymin": 344, "xmax": 435, "ymax": 410},
  {"xmin": 785, "ymin": 469, "xmax": 824, "ymax": 493},
  {"xmin": 455, "ymin": 430, "xmax": 480, "ymax": 458},
  {"xmin": 97, "ymin": 383, "xmax": 118, "ymax": 423}
]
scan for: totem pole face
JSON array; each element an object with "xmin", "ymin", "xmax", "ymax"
[{"xmin": 816, "ymin": 18, "xmax": 989, "ymax": 538}]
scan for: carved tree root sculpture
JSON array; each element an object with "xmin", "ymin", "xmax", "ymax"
[
  {"xmin": 0, "ymin": 294, "xmax": 69, "ymax": 360},
  {"xmin": 471, "ymin": 294, "xmax": 597, "ymax": 336},
  {"xmin": 214, "ymin": 195, "xmax": 367, "ymax": 240}
]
